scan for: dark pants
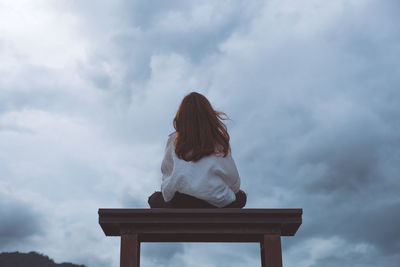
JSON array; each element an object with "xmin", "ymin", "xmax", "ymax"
[{"xmin": 148, "ymin": 190, "xmax": 247, "ymax": 208}]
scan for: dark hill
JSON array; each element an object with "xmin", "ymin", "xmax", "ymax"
[{"xmin": 0, "ymin": 251, "xmax": 85, "ymax": 267}]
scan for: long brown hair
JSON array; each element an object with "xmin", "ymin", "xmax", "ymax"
[{"xmin": 173, "ymin": 92, "xmax": 230, "ymax": 162}]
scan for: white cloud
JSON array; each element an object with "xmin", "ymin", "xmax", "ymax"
[{"xmin": 0, "ymin": 0, "xmax": 87, "ymax": 69}]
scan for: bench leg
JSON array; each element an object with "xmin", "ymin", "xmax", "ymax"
[
  {"xmin": 120, "ymin": 234, "xmax": 140, "ymax": 267},
  {"xmin": 260, "ymin": 235, "xmax": 282, "ymax": 267}
]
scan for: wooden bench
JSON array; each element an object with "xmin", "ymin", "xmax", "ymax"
[{"xmin": 98, "ymin": 208, "xmax": 302, "ymax": 267}]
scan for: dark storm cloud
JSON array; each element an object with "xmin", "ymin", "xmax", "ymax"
[
  {"xmin": 297, "ymin": 118, "xmax": 384, "ymax": 194},
  {"xmin": 344, "ymin": 202, "xmax": 400, "ymax": 254},
  {"xmin": 215, "ymin": 2, "xmax": 400, "ymax": 266},
  {"xmin": 0, "ymin": 192, "xmax": 43, "ymax": 249},
  {"xmin": 309, "ymin": 254, "xmax": 374, "ymax": 267},
  {"xmin": 292, "ymin": 197, "xmax": 400, "ymax": 253}
]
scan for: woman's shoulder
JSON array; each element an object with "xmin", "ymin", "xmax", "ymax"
[
  {"xmin": 167, "ymin": 132, "xmax": 176, "ymax": 143},
  {"xmin": 163, "ymin": 132, "xmax": 176, "ymax": 152}
]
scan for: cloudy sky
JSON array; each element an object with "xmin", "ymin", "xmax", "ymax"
[{"xmin": 1, "ymin": 0, "xmax": 399, "ymax": 266}]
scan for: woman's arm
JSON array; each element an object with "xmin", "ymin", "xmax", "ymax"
[
  {"xmin": 219, "ymin": 152, "xmax": 241, "ymax": 193},
  {"xmin": 161, "ymin": 133, "xmax": 178, "ymax": 201},
  {"xmin": 161, "ymin": 133, "xmax": 175, "ymax": 177}
]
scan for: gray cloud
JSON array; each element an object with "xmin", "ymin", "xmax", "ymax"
[
  {"xmin": 120, "ymin": 189, "xmax": 148, "ymax": 208},
  {"xmin": 142, "ymin": 243, "xmax": 184, "ymax": 266},
  {"xmin": 70, "ymin": 0, "xmax": 263, "ymax": 102},
  {"xmin": 312, "ymin": 201, "xmax": 400, "ymax": 254},
  {"xmin": 0, "ymin": 192, "xmax": 43, "ymax": 249},
  {"xmin": 296, "ymin": 115, "xmax": 387, "ymax": 194},
  {"xmin": 308, "ymin": 246, "xmax": 400, "ymax": 267}
]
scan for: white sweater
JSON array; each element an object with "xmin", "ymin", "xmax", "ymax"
[{"xmin": 161, "ymin": 133, "xmax": 241, "ymax": 207}]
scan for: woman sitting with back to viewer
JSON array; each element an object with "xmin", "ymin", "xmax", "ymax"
[{"xmin": 148, "ymin": 92, "xmax": 246, "ymax": 208}]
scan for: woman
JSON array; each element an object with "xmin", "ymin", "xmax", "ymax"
[{"xmin": 148, "ymin": 92, "xmax": 246, "ymax": 208}]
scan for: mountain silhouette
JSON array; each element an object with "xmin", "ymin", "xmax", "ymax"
[{"xmin": 0, "ymin": 251, "xmax": 85, "ymax": 267}]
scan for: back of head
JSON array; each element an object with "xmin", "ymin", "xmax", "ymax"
[{"xmin": 173, "ymin": 92, "xmax": 230, "ymax": 162}]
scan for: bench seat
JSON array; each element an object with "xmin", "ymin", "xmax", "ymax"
[{"xmin": 98, "ymin": 208, "xmax": 302, "ymax": 267}]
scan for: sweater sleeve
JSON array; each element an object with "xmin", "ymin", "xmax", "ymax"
[
  {"xmin": 161, "ymin": 176, "xmax": 178, "ymax": 202},
  {"xmin": 161, "ymin": 133, "xmax": 177, "ymax": 201},
  {"xmin": 219, "ymin": 152, "xmax": 241, "ymax": 193},
  {"xmin": 161, "ymin": 133, "xmax": 175, "ymax": 178},
  {"xmin": 203, "ymin": 182, "xmax": 236, "ymax": 207}
]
